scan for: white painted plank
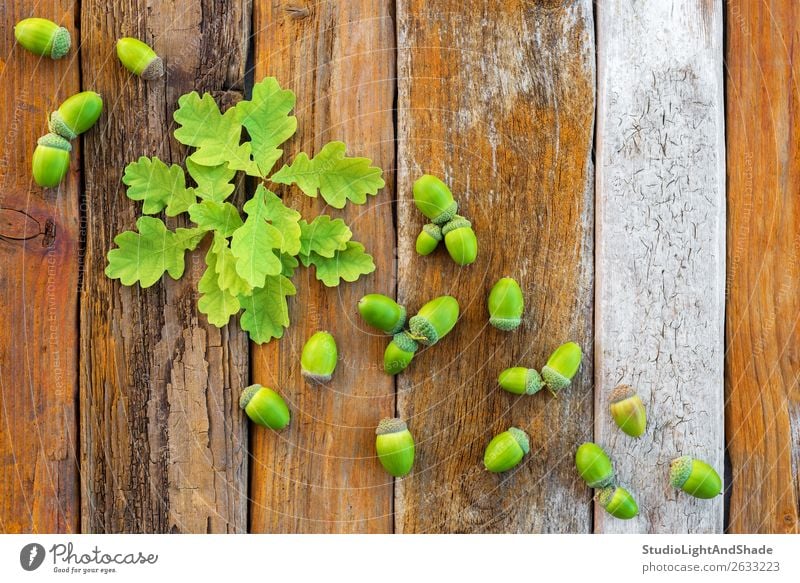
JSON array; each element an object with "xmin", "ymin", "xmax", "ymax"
[{"xmin": 595, "ymin": 0, "xmax": 725, "ymax": 533}]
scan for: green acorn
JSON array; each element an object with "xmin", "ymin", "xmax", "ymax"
[
  {"xmin": 542, "ymin": 341, "xmax": 582, "ymax": 395},
  {"xmin": 383, "ymin": 332, "xmax": 418, "ymax": 376},
  {"xmin": 32, "ymin": 133, "xmax": 71, "ymax": 188},
  {"xmin": 670, "ymin": 456, "xmax": 722, "ymax": 499},
  {"xmin": 238, "ymin": 384, "xmax": 290, "ymax": 430},
  {"xmin": 14, "ymin": 18, "xmax": 71, "ymax": 59},
  {"xmin": 488, "ymin": 277, "xmax": 524, "ymax": 331},
  {"xmin": 358, "ymin": 293, "xmax": 406, "ymax": 334},
  {"xmin": 408, "ymin": 295, "xmax": 460, "ymax": 346},
  {"xmin": 498, "ymin": 367, "xmax": 543, "ymax": 396},
  {"xmin": 301, "ymin": 331, "xmax": 338, "ymax": 383},
  {"xmin": 48, "ymin": 91, "xmax": 104, "ymax": 140},
  {"xmin": 375, "ymin": 418, "xmax": 415, "ymax": 477},
  {"xmin": 442, "ymin": 216, "xmax": 478, "ymax": 266},
  {"xmin": 116, "ymin": 37, "xmax": 165, "ymax": 80},
  {"xmin": 575, "ymin": 442, "xmax": 614, "ymax": 488},
  {"xmin": 597, "ymin": 486, "xmax": 639, "ymax": 520},
  {"xmin": 412, "ymin": 174, "xmax": 458, "ymax": 225},
  {"xmin": 484, "ymin": 427, "xmax": 530, "ymax": 473},
  {"xmin": 609, "ymin": 384, "xmax": 647, "ymax": 438},
  {"xmin": 415, "ymin": 223, "xmax": 442, "ymax": 256}
]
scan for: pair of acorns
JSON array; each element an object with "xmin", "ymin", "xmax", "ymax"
[
  {"xmin": 575, "ymin": 441, "xmax": 723, "ymax": 520},
  {"xmin": 412, "ymin": 175, "xmax": 478, "ymax": 266},
  {"xmin": 15, "ymin": 17, "xmax": 164, "ymax": 187},
  {"xmin": 480, "ymin": 342, "xmax": 584, "ymax": 474},
  {"xmin": 15, "ymin": 17, "xmax": 164, "ymax": 77},
  {"xmin": 240, "ymin": 389, "xmax": 417, "ymax": 478},
  {"xmin": 358, "ymin": 294, "xmax": 460, "ymax": 376},
  {"xmin": 237, "ymin": 330, "xmax": 339, "ymax": 430},
  {"xmin": 15, "ymin": 17, "xmax": 163, "ymax": 78},
  {"xmin": 235, "ymin": 330, "xmax": 416, "ymax": 479}
]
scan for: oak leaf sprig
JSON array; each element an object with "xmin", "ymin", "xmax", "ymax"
[{"xmin": 105, "ymin": 77, "xmax": 383, "ymax": 343}]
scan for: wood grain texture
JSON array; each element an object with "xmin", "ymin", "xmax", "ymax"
[
  {"xmin": 0, "ymin": 1, "xmax": 81, "ymax": 534},
  {"xmin": 79, "ymin": 1, "xmax": 250, "ymax": 533},
  {"xmin": 725, "ymin": 0, "xmax": 800, "ymax": 534},
  {"xmin": 595, "ymin": 0, "xmax": 725, "ymax": 533},
  {"xmin": 249, "ymin": 0, "xmax": 396, "ymax": 533},
  {"xmin": 396, "ymin": 0, "xmax": 595, "ymax": 533}
]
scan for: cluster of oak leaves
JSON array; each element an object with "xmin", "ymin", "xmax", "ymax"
[{"xmin": 105, "ymin": 77, "xmax": 384, "ymax": 343}]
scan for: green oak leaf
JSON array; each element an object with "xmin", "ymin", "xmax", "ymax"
[
  {"xmin": 188, "ymin": 200, "xmax": 243, "ymax": 237},
  {"xmin": 270, "ymin": 141, "xmax": 384, "ymax": 209},
  {"xmin": 235, "ymin": 77, "xmax": 297, "ymax": 177},
  {"xmin": 174, "ymin": 226, "xmax": 207, "ymax": 251},
  {"xmin": 186, "ymin": 159, "xmax": 236, "ymax": 203},
  {"xmin": 305, "ymin": 241, "xmax": 375, "ymax": 287},
  {"xmin": 105, "ymin": 217, "xmax": 201, "ymax": 288},
  {"xmin": 238, "ymin": 275, "xmax": 297, "ymax": 344},
  {"xmin": 299, "ymin": 215, "xmax": 352, "ymax": 259},
  {"xmin": 230, "ymin": 188, "xmax": 284, "ymax": 287},
  {"xmin": 198, "ymin": 246, "xmax": 240, "ymax": 327},
  {"xmin": 260, "ymin": 187, "xmax": 302, "ymax": 255},
  {"xmin": 211, "ymin": 234, "xmax": 253, "ymax": 297},
  {"xmin": 122, "ymin": 156, "xmax": 196, "ymax": 216},
  {"xmin": 225, "ymin": 142, "xmax": 263, "ymax": 177},
  {"xmin": 173, "ymin": 91, "xmax": 241, "ymax": 167},
  {"xmin": 277, "ymin": 252, "xmax": 299, "ymax": 278}
]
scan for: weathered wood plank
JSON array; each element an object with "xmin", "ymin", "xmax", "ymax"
[
  {"xmin": 249, "ymin": 0, "xmax": 396, "ymax": 533},
  {"xmin": 79, "ymin": 1, "xmax": 251, "ymax": 532},
  {"xmin": 595, "ymin": 0, "xmax": 725, "ymax": 533},
  {"xmin": 396, "ymin": 0, "xmax": 595, "ymax": 533},
  {"xmin": 0, "ymin": 1, "xmax": 80, "ymax": 534},
  {"xmin": 725, "ymin": 0, "xmax": 800, "ymax": 534}
]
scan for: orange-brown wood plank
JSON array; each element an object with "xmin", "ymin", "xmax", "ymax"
[
  {"xmin": 79, "ymin": 1, "xmax": 251, "ymax": 532},
  {"xmin": 0, "ymin": 1, "xmax": 80, "ymax": 533},
  {"xmin": 249, "ymin": 0, "xmax": 397, "ymax": 532},
  {"xmin": 395, "ymin": 0, "xmax": 595, "ymax": 532},
  {"xmin": 725, "ymin": 0, "xmax": 800, "ymax": 533}
]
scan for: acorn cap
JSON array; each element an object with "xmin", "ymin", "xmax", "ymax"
[
  {"xmin": 50, "ymin": 26, "xmax": 71, "ymax": 59},
  {"xmin": 431, "ymin": 200, "xmax": 458, "ymax": 225},
  {"xmin": 422, "ymin": 223, "xmax": 442, "ymax": 241},
  {"xmin": 392, "ymin": 331, "xmax": 418, "ymax": 353},
  {"xmin": 37, "ymin": 132, "xmax": 72, "ymax": 151},
  {"xmin": 408, "ymin": 314, "xmax": 438, "ymax": 345},
  {"xmin": 142, "ymin": 56, "xmax": 165, "ymax": 81},
  {"xmin": 489, "ymin": 316, "xmax": 521, "ymax": 331},
  {"xmin": 669, "ymin": 456, "xmax": 693, "ymax": 489},
  {"xmin": 48, "ymin": 112, "xmax": 77, "ymax": 140},
  {"xmin": 507, "ymin": 427, "xmax": 530, "ymax": 455},
  {"xmin": 609, "ymin": 384, "xmax": 637, "ymax": 403},
  {"xmin": 596, "ymin": 486, "xmax": 616, "ymax": 508},
  {"xmin": 523, "ymin": 369, "xmax": 543, "ymax": 395},
  {"xmin": 542, "ymin": 366, "xmax": 570, "ymax": 394},
  {"xmin": 441, "ymin": 215, "xmax": 472, "ymax": 236},
  {"xmin": 376, "ymin": 417, "xmax": 407, "ymax": 435},
  {"xmin": 238, "ymin": 383, "xmax": 262, "ymax": 409}
]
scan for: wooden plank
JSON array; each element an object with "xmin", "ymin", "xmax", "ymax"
[
  {"xmin": 396, "ymin": 0, "xmax": 595, "ymax": 533},
  {"xmin": 725, "ymin": 0, "xmax": 800, "ymax": 533},
  {"xmin": 79, "ymin": 1, "xmax": 251, "ymax": 532},
  {"xmin": 249, "ymin": 0, "xmax": 396, "ymax": 532},
  {"xmin": 595, "ymin": 0, "xmax": 725, "ymax": 533},
  {"xmin": 0, "ymin": 1, "xmax": 81, "ymax": 534}
]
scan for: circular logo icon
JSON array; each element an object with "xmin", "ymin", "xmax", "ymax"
[{"xmin": 19, "ymin": 543, "xmax": 46, "ymax": 571}]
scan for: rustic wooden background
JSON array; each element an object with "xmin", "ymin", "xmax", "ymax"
[{"xmin": 0, "ymin": 0, "xmax": 797, "ymax": 534}]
